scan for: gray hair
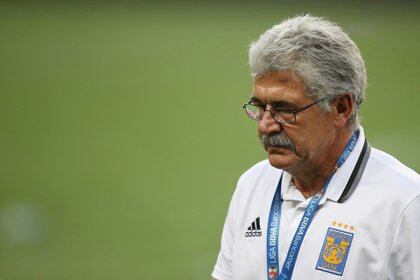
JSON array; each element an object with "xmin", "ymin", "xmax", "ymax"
[{"xmin": 249, "ymin": 14, "xmax": 367, "ymax": 130}]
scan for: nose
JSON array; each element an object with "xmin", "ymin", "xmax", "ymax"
[{"xmin": 258, "ymin": 108, "xmax": 282, "ymax": 135}]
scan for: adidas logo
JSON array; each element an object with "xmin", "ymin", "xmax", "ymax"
[{"xmin": 245, "ymin": 217, "xmax": 262, "ymax": 237}]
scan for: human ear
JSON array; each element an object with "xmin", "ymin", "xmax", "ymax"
[{"xmin": 334, "ymin": 93, "xmax": 353, "ymax": 128}]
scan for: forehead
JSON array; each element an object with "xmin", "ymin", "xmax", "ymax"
[{"xmin": 253, "ymin": 71, "xmax": 311, "ymax": 104}]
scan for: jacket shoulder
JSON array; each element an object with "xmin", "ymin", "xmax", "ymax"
[{"xmin": 367, "ymin": 147, "xmax": 420, "ymax": 196}]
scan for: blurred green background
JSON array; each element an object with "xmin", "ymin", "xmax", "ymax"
[{"xmin": 1, "ymin": 1, "xmax": 419, "ymax": 279}]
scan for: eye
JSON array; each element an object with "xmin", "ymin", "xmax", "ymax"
[
  {"xmin": 272, "ymin": 107, "xmax": 295, "ymax": 114},
  {"xmin": 250, "ymin": 102, "xmax": 265, "ymax": 107}
]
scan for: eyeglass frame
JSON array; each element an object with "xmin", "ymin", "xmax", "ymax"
[{"xmin": 242, "ymin": 97, "xmax": 328, "ymax": 124}]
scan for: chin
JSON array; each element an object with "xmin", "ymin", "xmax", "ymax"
[{"xmin": 267, "ymin": 152, "xmax": 297, "ymax": 170}]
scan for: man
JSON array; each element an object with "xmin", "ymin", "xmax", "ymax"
[{"xmin": 211, "ymin": 15, "xmax": 420, "ymax": 280}]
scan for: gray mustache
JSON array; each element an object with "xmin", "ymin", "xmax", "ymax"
[{"xmin": 260, "ymin": 133, "xmax": 296, "ymax": 152}]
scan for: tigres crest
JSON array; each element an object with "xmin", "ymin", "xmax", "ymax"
[{"xmin": 316, "ymin": 227, "xmax": 354, "ymax": 276}]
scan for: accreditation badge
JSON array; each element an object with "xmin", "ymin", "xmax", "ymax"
[
  {"xmin": 316, "ymin": 227, "xmax": 354, "ymax": 276},
  {"xmin": 268, "ymin": 265, "xmax": 278, "ymax": 279}
]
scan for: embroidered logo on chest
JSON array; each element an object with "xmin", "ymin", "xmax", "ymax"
[
  {"xmin": 316, "ymin": 227, "xmax": 354, "ymax": 276},
  {"xmin": 244, "ymin": 217, "xmax": 262, "ymax": 237}
]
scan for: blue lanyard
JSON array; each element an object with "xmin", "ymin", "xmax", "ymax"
[{"xmin": 266, "ymin": 132, "xmax": 359, "ymax": 280}]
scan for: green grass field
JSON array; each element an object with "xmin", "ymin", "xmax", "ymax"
[{"xmin": 0, "ymin": 1, "xmax": 419, "ymax": 279}]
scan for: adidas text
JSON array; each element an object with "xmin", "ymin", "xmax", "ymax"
[{"xmin": 245, "ymin": 231, "xmax": 262, "ymax": 237}]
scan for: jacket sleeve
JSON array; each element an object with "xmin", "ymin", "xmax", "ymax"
[
  {"xmin": 211, "ymin": 179, "xmax": 242, "ymax": 280},
  {"xmin": 388, "ymin": 195, "xmax": 420, "ymax": 280}
]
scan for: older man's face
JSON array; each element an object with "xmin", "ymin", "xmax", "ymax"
[{"xmin": 252, "ymin": 71, "xmax": 336, "ymax": 172}]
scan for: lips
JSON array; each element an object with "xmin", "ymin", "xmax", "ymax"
[{"xmin": 266, "ymin": 145, "xmax": 292, "ymax": 153}]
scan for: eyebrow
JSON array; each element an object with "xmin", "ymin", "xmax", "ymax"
[
  {"xmin": 250, "ymin": 96, "xmax": 264, "ymax": 104},
  {"xmin": 250, "ymin": 96, "xmax": 299, "ymax": 109}
]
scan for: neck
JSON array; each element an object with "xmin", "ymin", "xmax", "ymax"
[{"xmin": 291, "ymin": 130, "xmax": 353, "ymax": 199}]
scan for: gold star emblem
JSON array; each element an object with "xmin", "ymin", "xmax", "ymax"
[
  {"xmin": 332, "ymin": 221, "xmax": 337, "ymax": 226},
  {"xmin": 350, "ymin": 225, "xmax": 355, "ymax": 231},
  {"xmin": 343, "ymin": 224, "xmax": 348, "ymax": 229},
  {"xmin": 338, "ymin": 222, "xmax": 342, "ymax": 228}
]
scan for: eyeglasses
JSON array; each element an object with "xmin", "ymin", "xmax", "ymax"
[{"xmin": 242, "ymin": 97, "xmax": 328, "ymax": 124}]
